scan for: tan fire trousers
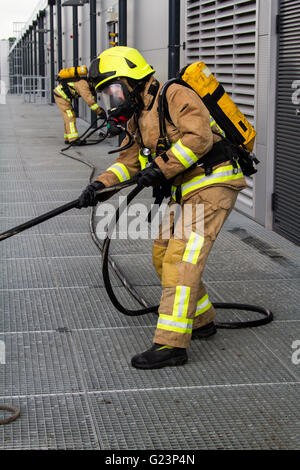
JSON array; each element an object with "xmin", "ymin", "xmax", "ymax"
[
  {"xmin": 54, "ymin": 94, "xmax": 79, "ymax": 142},
  {"xmin": 152, "ymin": 185, "xmax": 239, "ymax": 349}
]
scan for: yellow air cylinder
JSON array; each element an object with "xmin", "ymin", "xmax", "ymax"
[
  {"xmin": 181, "ymin": 62, "xmax": 256, "ymax": 152},
  {"xmin": 58, "ymin": 65, "xmax": 88, "ymax": 80}
]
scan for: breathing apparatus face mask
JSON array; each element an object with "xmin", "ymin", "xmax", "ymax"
[{"xmin": 101, "ymin": 81, "xmax": 139, "ymax": 136}]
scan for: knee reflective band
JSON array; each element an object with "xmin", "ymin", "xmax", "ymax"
[
  {"xmin": 158, "ymin": 285, "xmax": 193, "ymax": 334},
  {"xmin": 182, "ymin": 232, "xmax": 205, "ymax": 265},
  {"xmin": 107, "ymin": 163, "xmax": 130, "ymax": 182},
  {"xmin": 68, "ymin": 122, "xmax": 78, "ymax": 140},
  {"xmin": 172, "ymin": 285, "xmax": 190, "ymax": 318},
  {"xmin": 171, "ymin": 163, "xmax": 244, "ymax": 200},
  {"xmin": 170, "ymin": 139, "xmax": 199, "ymax": 169}
]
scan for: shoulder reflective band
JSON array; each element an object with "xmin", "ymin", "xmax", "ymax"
[
  {"xmin": 182, "ymin": 232, "xmax": 204, "ymax": 265},
  {"xmin": 171, "ymin": 164, "xmax": 244, "ymax": 199},
  {"xmin": 55, "ymin": 85, "xmax": 71, "ymax": 102},
  {"xmin": 157, "ymin": 313, "xmax": 193, "ymax": 334},
  {"xmin": 107, "ymin": 163, "xmax": 130, "ymax": 182},
  {"xmin": 195, "ymin": 294, "xmax": 212, "ymax": 317},
  {"xmin": 90, "ymin": 103, "xmax": 100, "ymax": 111},
  {"xmin": 170, "ymin": 139, "xmax": 198, "ymax": 169}
]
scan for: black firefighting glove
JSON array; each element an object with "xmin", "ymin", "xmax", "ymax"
[
  {"xmin": 76, "ymin": 181, "xmax": 109, "ymax": 208},
  {"xmin": 136, "ymin": 162, "xmax": 166, "ymax": 188}
]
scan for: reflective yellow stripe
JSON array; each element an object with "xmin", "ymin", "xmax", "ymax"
[
  {"xmin": 138, "ymin": 151, "xmax": 156, "ymax": 170},
  {"xmin": 55, "ymin": 85, "xmax": 71, "ymax": 102},
  {"xmin": 170, "ymin": 164, "xmax": 243, "ymax": 200},
  {"xmin": 69, "ymin": 122, "xmax": 77, "ymax": 135},
  {"xmin": 90, "ymin": 103, "xmax": 99, "ymax": 111},
  {"xmin": 157, "ymin": 313, "xmax": 193, "ymax": 334},
  {"xmin": 210, "ymin": 116, "xmax": 226, "ymax": 137},
  {"xmin": 182, "ymin": 232, "xmax": 204, "ymax": 264},
  {"xmin": 181, "ymin": 165, "xmax": 243, "ymax": 197},
  {"xmin": 138, "ymin": 152, "xmax": 149, "ymax": 171},
  {"xmin": 171, "ymin": 139, "xmax": 198, "ymax": 169},
  {"xmin": 66, "ymin": 110, "xmax": 74, "ymax": 118},
  {"xmin": 172, "ymin": 285, "xmax": 190, "ymax": 318},
  {"xmin": 107, "ymin": 163, "xmax": 130, "ymax": 182},
  {"xmin": 195, "ymin": 294, "xmax": 212, "ymax": 317}
]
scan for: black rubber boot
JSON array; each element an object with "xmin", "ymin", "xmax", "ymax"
[
  {"xmin": 131, "ymin": 344, "xmax": 188, "ymax": 370},
  {"xmin": 192, "ymin": 321, "xmax": 217, "ymax": 340},
  {"xmin": 64, "ymin": 140, "xmax": 69, "ymax": 145}
]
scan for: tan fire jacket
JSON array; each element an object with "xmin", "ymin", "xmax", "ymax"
[
  {"xmin": 55, "ymin": 79, "xmax": 102, "ymax": 114},
  {"xmin": 95, "ymin": 75, "xmax": 247, "ymax": 200}
]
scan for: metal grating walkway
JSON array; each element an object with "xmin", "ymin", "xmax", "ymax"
[{"xmin": 0, "ymin": 96, "xmax": 300, "ymax": 450}]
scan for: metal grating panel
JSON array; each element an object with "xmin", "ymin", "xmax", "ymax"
[
  {"xmin": 186, "ymin": 0, "xmax": 257, "ymax": 212},
  {"xmin": 273, "ymin": 0, "xmax": 300, "ymax": 245}
]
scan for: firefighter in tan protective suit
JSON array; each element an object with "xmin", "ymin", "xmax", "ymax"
[
  {"xmin": 54, "ymin": 68, "xmax": 105, "ymax": 144},
  {"xmin": 77, "ymin": 47, "xmax": 247, "ymax": 369}
]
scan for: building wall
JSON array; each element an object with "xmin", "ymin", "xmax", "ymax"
[
  {"xmin": 255, "ymin": 0, "xmax": 279, "ymax": 229},
  {"xmin": 8, "ymin": 0, "xmax": 284, "ymax": 234},
  {"xmin": 0, "ymin": 40, "xmax": 9, "ymax": 103}
]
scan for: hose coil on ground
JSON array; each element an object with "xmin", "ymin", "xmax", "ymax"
[
  {"xmin": 0, "ymin": 405, "xmax": 20, "ymax": 425},
  {"xmin": 100, "ymin": 185, "xmax": 273, "ymax": 327}
]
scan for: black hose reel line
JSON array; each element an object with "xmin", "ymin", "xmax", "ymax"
[{"xmin": 100, "ymin": 183, "xmax": 273, "ymax": 327}]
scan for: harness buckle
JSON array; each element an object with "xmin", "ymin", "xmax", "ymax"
[
  {"xmin": 204, "ymin": 167, "xmax": 213, "ymax": 176},
  {"xmin": 231, "ymin": 154, "xmax": 239, "ymax": 175}
]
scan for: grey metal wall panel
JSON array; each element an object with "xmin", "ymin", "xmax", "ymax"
[
  {"xmin": 274, "ymin": 0, "xmax": 300, "ymax": 245},
  {"xmin": 252, "ymin": 0, "xmax": 278, "ymax": 230},
  {"xmin": 186, "ymin": 0, "xmax": 257, "ymax": 216}
]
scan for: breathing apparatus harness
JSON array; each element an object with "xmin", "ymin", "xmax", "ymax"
[{"xmin": 152, "ymin": 76, "xmax": 260, "ymax": 207}]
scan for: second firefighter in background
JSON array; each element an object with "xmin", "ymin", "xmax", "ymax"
[
  {"xmin": 54, "ymin": 66, "xmax": 105, "ymax": 144},
  {"xmin": 77, "ymin": 47, "xmax": 247, "ymax": 369}
]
